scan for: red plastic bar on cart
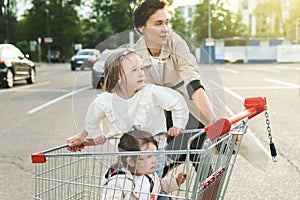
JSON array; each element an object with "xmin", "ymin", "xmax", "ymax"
[
  {"xmin": 205, "ymin": 96, "xmax": 266, "ymax": 141},
  {"xmin": 31, "ymin": 152, "xmax": 46, "ymax": 163},
  {"xmin": 203, "ymin": 167, "xmax": 226, "ymax": 189}
]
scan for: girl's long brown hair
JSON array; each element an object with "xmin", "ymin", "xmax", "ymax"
[{"xmin": 102, "ymin": 48, "xmax": 141, "ymax": 92}]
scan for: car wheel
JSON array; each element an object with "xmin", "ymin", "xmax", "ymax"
[
  {"xmin": 1, "ymin": 69, "xmax": 14, "ymax": 88},
  {"xmin": 71, "ymin": 65, "xmax": 76, "ymax": 71},
  {"xmin": 92, "ymin": 80, "xmax": 101, "ymax": 89},
  {"xmin": 27, "ymin": 68, "xmax": 36, "ymax": 84}
]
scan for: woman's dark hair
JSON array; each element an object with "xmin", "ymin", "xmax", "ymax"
[
  {"xmin": 118, "ymin": 130, "xmax": 158, "ymax": 172},
  {"xmin": 133, "ymin": 0, "xmax": 167, "ymax": 32}
]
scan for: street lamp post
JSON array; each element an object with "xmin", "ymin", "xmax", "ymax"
[
  {"xmin": 208, "ymin": 0, "xmax": 212, "ymax": 64},
  {"xmin": 44, "ymin": 9, "xmax": 51, "ymax": 63},
  {"xmin": 296, "ymin": 18, "xmax": 300, "ymax": 44}
]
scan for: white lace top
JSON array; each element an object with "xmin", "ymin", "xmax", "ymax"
[{"xmin": 85, "ymin": 84, "xmax": 189, "ymax": 146}]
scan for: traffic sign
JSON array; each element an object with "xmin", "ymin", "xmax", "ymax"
[{"xmin": 44, "ymin": 37, "xmax": 53, "ymax": 43}]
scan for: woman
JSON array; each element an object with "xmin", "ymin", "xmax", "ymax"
[
  {"xmin": 132, "ymin": 0, "xmax": 216, "ymax": 174},
  {"xmin": 132, "ymin": 0, "xmax": 269, "ymax": 172},
  {"xmin": 133, "ymin": 0, "xmax": 215, "ymax": 129}
]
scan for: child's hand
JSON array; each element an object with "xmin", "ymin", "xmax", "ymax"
[
  {"xmin": 176, "ymin": 172, "xmax": 186, "ymax": 185},
  {"xmin": 235, "ymin": 135, "xmax": 242, "ymax": 145},
  {"xmin": 93, "ymin": 135, "xmax": 107, "ymax": 145},
  {"xmin": 67, "ymin": 134, "xmax": 84, "ymax": 152},
  {"xmin": 167, "ymin": 127, "xmax": 181, "ymax": 137}
]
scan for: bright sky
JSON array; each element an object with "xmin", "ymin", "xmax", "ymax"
[
  {"xmin": 171, "ymin": 0, "xmax": 240, "ymax": 11},
  {"xmin": 172, "ymin": 0, "xmax": 200, "ymax": 7}
]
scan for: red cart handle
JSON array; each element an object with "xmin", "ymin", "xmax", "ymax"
[{"xmin": 205, "ymin": 96, "xmax": 266, "ymax": 141}]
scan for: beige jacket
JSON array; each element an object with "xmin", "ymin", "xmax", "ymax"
[
  {"xmin": 102, "ymin": 165, "xmax": 179, "ymax": 200},
  {"xmin": 133, "ymin": 32, "xmax": 270, "ymax": 171},
  {"xmin": 133, "ymin": 31, "xmax": 210, "ymax": 125}
]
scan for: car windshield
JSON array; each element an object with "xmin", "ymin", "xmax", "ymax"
[
  {"xmin": 0, "ymin": 47, "xmax": 15, "ymax": 59},
  {"xmin": 77, "ymin": 50, "xmax": 94, "ymax": 56}
]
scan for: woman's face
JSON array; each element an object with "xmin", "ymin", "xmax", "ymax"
[
  {"xmin": 119, "ymin": 53, "xmax": 145, "ymax": 95},
  {"xmin": 135, "ymin": 142, "xmax": 158, "ymax": 175},
  {"xmin": 140, "ymin": 8, "xmax": 170, "ymax": 48}
]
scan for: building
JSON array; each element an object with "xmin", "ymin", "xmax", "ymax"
[{"xmin": 238, "ymin": 0, "xmax": 291, "ymax": 37}]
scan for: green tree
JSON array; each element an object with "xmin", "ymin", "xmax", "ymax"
[
  {"xmin": 80, "ymin": 18, "xmax": 114, "ymax": 49},
  {"xmin": 0, "ymin": 0, "xmax": 17, "ymax": 43},
  {"xmin": 253, "ymin": 0, "xmax": 285, "ymax": 38},
  {"xmin": 92, "ymin": 0, "xmax": 139, "ymax": 34},
  {"xmin": 20, "ymin": 0, "xmax": 82, "ymax": 60},
  {"xmin": 171, "ymin": 7, "xmax": 189, "ymax": 35},
  {"xmin": 284, "ymin": 0, "xmax": 300, "ymax": 41},
  {"xmin": 191, "ymin": 0, "xmax": 248, "ymax": 43}
]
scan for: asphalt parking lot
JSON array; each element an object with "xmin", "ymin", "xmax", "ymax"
[{"xmin": 0, "ymin": 62, "xmax": 299, "ymax": 199}]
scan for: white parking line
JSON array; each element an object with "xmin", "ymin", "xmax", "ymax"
[
  {"xmin": 229, "ymin": 86, "xmax": 297, "ymax": 90},
  {"xmin": 218, "ymin": 67, "xmax": 240, "ymax": 74},
  {"xmin": 247, "ymin": 67, "xmax": 280, "ymax": 73},
  {"xmin": 264, "ymin": 78, "xmax": 300, "ymax": 88},
  {"xmin": 27, "ymin": 86, "xmax": 91, "ymax": 114},
  {"xmin": 39, "ymin": 71, "xmax": 63, "ymax": 76},
  {"xmin": 210, "ymin": 80, "xmax": 244, "ymax": 102},
  {"xmin": 0, "ymin": 81, "xmax": 50, "ymax": 94}
]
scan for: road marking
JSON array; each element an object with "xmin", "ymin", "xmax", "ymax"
[
  {"xmin": 210, "ymin": 81, "xmax": 244, "ymax": 102},
  {"xmin": 27, "ymin": 86, "xmax": 91, "ymax": 114},
  {"xmin": 16, "ymin": 88, "xmax": 70, "ymax": 92},
  {"xmin": 264, "ymin": 78, "xmax": 300, "ymax": 88},
  {"xmin": 229, "ymin": 86, "xmax": 297, "ymax": 90},
  {"xmin": 247, "ymin": 67, "xmax": 280, "ymax": 73},
  {"xmin": 39, "ymin": 71, "xmax": 64, "ymax": 76},
  {"xmin": 0, "ymin": 81, "xmax": 50, "ymax": 94},
  {"xmin": 218, "ymin": 67, "xmax": 240, "ymax": 74}
]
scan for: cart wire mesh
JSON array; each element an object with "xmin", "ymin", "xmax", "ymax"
[{"xmin": 31, "ymin": 96, "xmax": 268, "ymax": 200}]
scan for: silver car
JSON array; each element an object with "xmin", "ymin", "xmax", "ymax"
[
  {"xmin": 70, "ymin": 49, "xmax": 100, "ymax": 71},
  {"xmin": 92, "ymin": 49, "xmax": 114, "ymax": 89}
]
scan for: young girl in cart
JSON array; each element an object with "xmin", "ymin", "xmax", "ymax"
[
  {"xmin": 102, "ymin": 130, "xmax": 186, "ymax": 200},
  {"xmin": 67, "ymin": 48, "xmax": 189, "ymax": 176}
]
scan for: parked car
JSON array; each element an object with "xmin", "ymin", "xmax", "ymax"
[
  {"xmin": 70, "ymin": 49, "xmax": 100, "ymax": 71},
  {"xmin": 0, "ymin": 44, "xmax": 36, "ymax": 88},
  {"xmin": 92, "ymin": 49, "xmax": 114, "ymax": 89},
  {"xmin": 46, "ymin": 50, "xmax": 65, "ymax": 63}
]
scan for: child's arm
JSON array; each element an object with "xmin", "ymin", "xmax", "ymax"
[
  {"xmin": 176, "ymin": 172, "xmax": 186, "ymax": 185},
  {"xmin": 102, "ymin": 175, "xmax": 133, "ymax": 200},
  {"xmin": 67, "ymin": 98, "xmax": 106, "ymax": 151},
  {"xmin": 160, "ymin": 172, "xmax": 186, "ymax": 193},
  {"xmin": 152, "ymin": 85, "xmax": 189, "ymax": 133}
]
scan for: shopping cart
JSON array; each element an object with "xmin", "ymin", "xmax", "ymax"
[{"xmin": 31, "ymin": 96, "xmax": 276, "ymax": 200}]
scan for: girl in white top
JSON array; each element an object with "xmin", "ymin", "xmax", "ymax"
[
  {"xmin": 102, "ymin": 130, "xmax": 186, "ymax": 200},
  {"xmin": 67, "ymin": 48, "xmax": 189, "ymax": 151}
]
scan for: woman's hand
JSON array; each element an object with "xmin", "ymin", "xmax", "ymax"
[{"xmin": 167, "ymin": 127, "xmax": 181, "ymax": 137}]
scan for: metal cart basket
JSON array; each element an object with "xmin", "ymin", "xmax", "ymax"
[{"xmin": 31, "ymin": 96, "xmax": 269, "ymax": 200}]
